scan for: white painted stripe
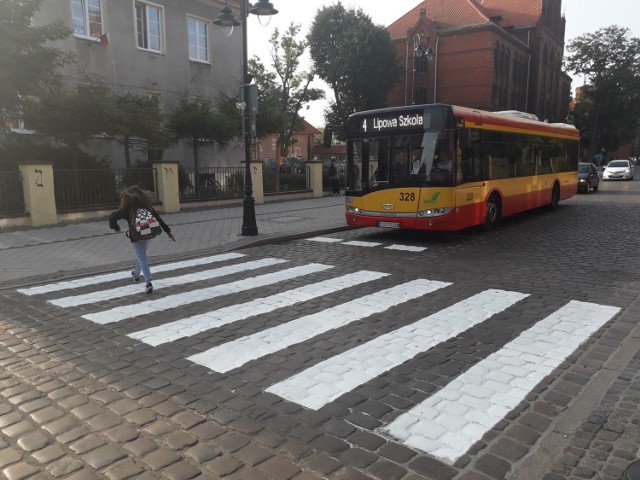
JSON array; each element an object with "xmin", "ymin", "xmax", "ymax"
[
  {"xmin": 385, "ymin": 245, "xmax": 427, "ymax": 252},
  {"xmin": 343, "ymin": 241, "xmax": 382, "ymax": 247},
  {"xmin": 18, "ymin": 253, "xmax": 245, "ymax": 296},
  {"xmin": 267, "ymin": 289, "xmax": 527, "ymax": 410},
  {"xmin": 382, "ymin": 300, "xmax": 620, "ymax": 464},
  {"xmin": 129, "ymin": 270, "xmax": 389, "ymax": 347},
  {"xmin": 307, "ymin": 237, "xmax": 342, "ymax": 243},
  {"xmin": 83, "ymin": 263, "xmax": 333, "ymax": 325},
  {"xmin": 50, "ymin": 258, "xmax": 287, "ymax": 308},
  {"xmin": 189, "ymin": 279, "xmax": 450, "ymax": 373}
]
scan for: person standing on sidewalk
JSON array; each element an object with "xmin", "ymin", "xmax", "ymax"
[
  {"xmin": 328, "ymin": 157, "xmax": 340, "ymax": 196},
  {"xmin": 109, "ymin": 186, "xmax": 175, "ymax": 294}
]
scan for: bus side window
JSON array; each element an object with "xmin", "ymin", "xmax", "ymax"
[
  {"xmin": 490, "ymin": 156, "xmax": 509, "ymax": 180},
  {"xmin": 537, "ymin": 146, "xmax": 553, "ymax": 174}
]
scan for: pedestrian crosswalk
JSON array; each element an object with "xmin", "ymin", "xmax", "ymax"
[
  {"xmin": 266, "ymin": 289, "xmax": 528, "ymax": 410},
  {"xmin": 380, "ymin": 300, "xmax": 620, "ymax": 464},
  {"xmin": 307, "ymin": 236, "xmax": 428, "ymax": 252},
  {"xmin": 16, "ymin": 251, "xmax": 621, "ymax": 465}
]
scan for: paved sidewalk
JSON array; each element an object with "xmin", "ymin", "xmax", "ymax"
[{"xmin": 0, "ymin": 196, "xmax": 349, "ymax": 288}]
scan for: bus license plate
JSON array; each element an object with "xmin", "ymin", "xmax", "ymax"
[{"xmin": 378, "ymin": 221, "xmax": 400, "ymax": 228}]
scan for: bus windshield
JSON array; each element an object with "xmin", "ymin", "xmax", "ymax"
[{"xmin": 346, "ymin": 130, "xmax": 455, "ymax": 193}]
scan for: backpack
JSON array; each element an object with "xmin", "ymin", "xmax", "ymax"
[{"xmin": 129, "ymin": 207, "xmax": 162, "ymax": 241}]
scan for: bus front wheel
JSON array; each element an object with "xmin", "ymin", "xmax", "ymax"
[{"xmin": 483, "ymin": 193, "xmax": 501, "ymax": 231}]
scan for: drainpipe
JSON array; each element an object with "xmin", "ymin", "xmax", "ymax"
[
  {"xmin": 433, "ymin": 34, "xmax": 440, "ymax": 103},
  {"xmin": 112, "ymin": 61, "xmax": 117, "ymax": 95},
  {"xmin": 405, "ymin": 38, "xmax": 410, "ymax": 105}
]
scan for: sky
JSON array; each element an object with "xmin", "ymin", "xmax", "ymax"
[{"xmin": 245, "ymin": 0, "xmax": 640, "ymax": 126}]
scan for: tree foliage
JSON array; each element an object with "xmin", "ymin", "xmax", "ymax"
[
  {"xmin": 23, "ymin": 86, "xmax": 116, "ymax": 169},
  {"xmin": 308, "ymin": 2, "xmax": 401, "ymax": 135},
  {"xmin": 246, "ymin": 59, "xmax": 287, "ymax": 138},
  {"xmin": 24, "ymin": 87, "xmax": 112, "ymax": 147},
  {"xmin": 565, "ymin": 26, "xmax": 640, "ymax": 159},
  {"xmin": 250, "ymin": 23, "xmax": 324, "ymax": 159},
  {"xmin": 105, "ymin": 94, "xmax": 171, "ymax": 167},
  {"xmin": 167, "ymin": 97, "xmax": 236, "ymax": 172},
  {"xmin": 0, "ymin": 0, "xmax": 72, "ymax": 128}
]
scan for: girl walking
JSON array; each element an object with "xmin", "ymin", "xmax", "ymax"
[{"xmin": 109, "ymin": 186, "xmax": 175, "ymax": 293}]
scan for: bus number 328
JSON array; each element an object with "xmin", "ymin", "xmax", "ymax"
[{"xmin": 400, "ymin": 192, "xmax": 415, "ymax": 201}]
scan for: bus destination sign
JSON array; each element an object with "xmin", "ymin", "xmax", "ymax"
[{"xmin": 360, "ymin": 110, "xmax": 425, "ymax": 134}]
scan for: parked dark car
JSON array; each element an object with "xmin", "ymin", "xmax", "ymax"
[{"xmin": 578, "ymin": 162, "xmax": 599, "ymax": 193}]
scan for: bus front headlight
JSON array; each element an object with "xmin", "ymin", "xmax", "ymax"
[
  {"xmin": 346, "ymin": 206, "xmax": 361, "ymax": 214},
  {"xmin": 418, "ymin": 207, "xmax": 452, "ymax": 217}
]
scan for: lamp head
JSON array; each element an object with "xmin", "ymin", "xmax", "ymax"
[
  {"xmin": 425, "ymin": 47, "xmax": 435, "ymax": 61},
  {"xmin": 249, "ymin": 0, "xmax": 279, "ymax": 16},
  {"xmin": 214, "ymin": 3, "xmax": 240, "ymax": 36}
]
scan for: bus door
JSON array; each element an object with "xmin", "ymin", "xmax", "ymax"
[{"xmin": 454, "ymin": 128, "xmax": 486, "ymax": 229}]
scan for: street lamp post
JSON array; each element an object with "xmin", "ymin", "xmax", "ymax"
[
  {"xmin": 215, "ymin": 1, "xmax": 278, "ymax": 236},
  {"xmin": 412, "ymin": 33, "xmax": 434, "ymax": 105}
]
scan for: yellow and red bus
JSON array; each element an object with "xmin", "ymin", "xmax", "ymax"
[{"xmin": 341, "ymin": 104, "xmax": 579, "ymax": 231}]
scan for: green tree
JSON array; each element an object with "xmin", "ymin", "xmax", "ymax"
[
  {"xmin": 23, "ymin": 86, "xmax": 113, "ymax": 168},
  {"xmin": 0, "ymin": 0, "xmax": 72, "ymax": 128},
  {"xmin": 308, "ymin": 2, "xmax": 401, "ymax": 136},
  {"xmin": 247, "ymin": 24, "xmax": 324, "ymax": 162},
  {"xmin": 167, "ymin": 96, "xmax": 236, "ymax": 175},
  {"xmin": 265, "ymin": 24, "xmax": 324, "ymax": 160},
  {"xmin": 565, "ymin": 26, "xmax": 640, "ymax": 160},
  {"xmin": 105, "ymin": 94, "xmax": 171, "ymax": 167}
]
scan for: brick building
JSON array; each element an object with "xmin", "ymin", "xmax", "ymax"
[
  {"xmin": 256, "ymin": 119, "xmax": 319, "ymax": 164},
  {"xmin": 387, "ymin": 0, "xmax": 572, "ymax": 122}
]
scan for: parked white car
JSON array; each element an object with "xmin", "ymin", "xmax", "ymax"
[{"xmin": 603, "ymin": 159, "xmax": 634, "ymax": 181}]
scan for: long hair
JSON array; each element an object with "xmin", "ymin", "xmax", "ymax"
[{"xmin": 119, "ymin": 186, "xmax": 154, "ymax": 210}]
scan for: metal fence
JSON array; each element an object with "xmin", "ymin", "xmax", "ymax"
[
  {"xmin": 179, "ymin": 167, "xmax": 244, "ymax": 201},
  {"xmin": 53, "ymin": 168, "xmax": 156, "ymax": 211},
  {"xmin": 263, "ymin": 165, "xmax": 309, "ymax": 194},
  {"xmin": 0, "ymin": 170, "xmax": 25, "ymax": 215}
]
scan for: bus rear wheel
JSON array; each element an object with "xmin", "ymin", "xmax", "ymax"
[
  {"xmin": 546, "ymin": 183, "xmax": 560, "ymax": 211},
  {"xmin": 483, "ymin": 193, "xmax": 501, "ymax": 231}
]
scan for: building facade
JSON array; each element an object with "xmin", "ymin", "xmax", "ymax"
[
  {"xmin": 29, "ymin": 0, "xmax": 245, "ymax": 168},
  {"xmin": 386, "ymin": 0, "xmax": 571, "ymax": 122},
  {"xmin": 256, "ymin": 120, "xmax": 320, "ymax": 166}
]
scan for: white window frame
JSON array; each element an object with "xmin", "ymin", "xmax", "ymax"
[
  {"xmin": 71, "ymin": 0, "xmax": 103, "ymax": 40},
  {"xmin": 134, "ymin": 1, "xmax": 164, "ymax": 53},
  {"xmin": 187, "ymin": 15, "xmax": 210, "ymax": 63}
]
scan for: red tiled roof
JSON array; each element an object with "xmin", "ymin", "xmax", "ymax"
[
  {"xmin": 388, "ymin": 0, "xmax": 490, "ymax": 38},
  {"xmin": 300, "ymin": 119, "xmax": 320, "ymax": 134},
  {"xmin": 477, "ymin": 0, "xmax": 542, "ymax": 27},
  {"xmin": 387, "ymin": 0, "xmax": 543, "ymax": 38}
]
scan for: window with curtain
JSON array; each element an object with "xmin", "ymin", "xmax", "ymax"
[
  {"xmin": 188, "ymin": 17, "xmax": 209, "ymax": 62},
  {"xmin": 71, "ymin": 0, "xmax": 102, "ymax": 38}
]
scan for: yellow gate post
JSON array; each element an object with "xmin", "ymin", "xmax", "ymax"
[
  {"xmin": 19, "ymin": 162, "xmax": 57, "ymax": 227},
  {"xmin": 308, "ymin": 160, "xmax": 324, "ymax": 198},
  {"xmin": 152, "ymin": 162, "xmax": 180, "ymax": 213}
]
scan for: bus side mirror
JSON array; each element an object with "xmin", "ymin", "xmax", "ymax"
[
  {"xmin": 323, "ymin": 127, "xmax": 333, "ymax": 148},
  {"xmin": 460, "ymin": 128, "xmax": 471, "ymax": 149}
]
